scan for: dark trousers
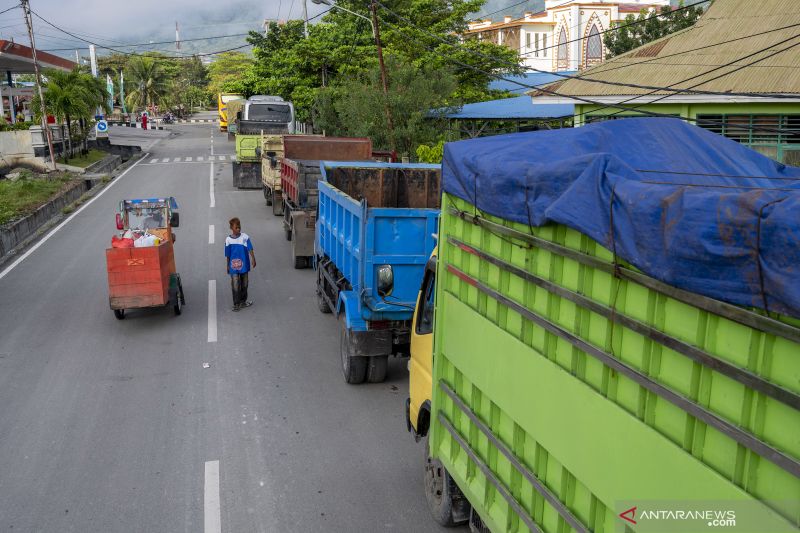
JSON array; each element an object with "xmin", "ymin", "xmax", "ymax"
[{"xmin": 230, "ymin": 273, "xmax": 249, "ymax": 306}]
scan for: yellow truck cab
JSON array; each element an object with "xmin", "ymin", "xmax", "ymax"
[{"xmin": 407, "ymin": 248, "xmax": 435, "ymax": 440}]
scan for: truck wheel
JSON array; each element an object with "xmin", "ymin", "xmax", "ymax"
[
  {"xmin": 316, "ymin": 289, "xmax": 332, "ymax": 313},
  {"xmin": 340, "ymin": 322, "xmax": 367, "ymax": 384},
  {"xmin": 173, "ymin": 294, "xmax": 183, "ymax": 315},
  {"xmin": 113, "ymin": 309, "xmax": 125, "ymax": 320},
  {"xmin": 366, "ymin": 355, "xmax": 388, "ymax": 383},
  {"xmin": 272, "ymin": 196, "xmax": 283, "ymax": 216},
  {"xmin": 285, "ymin": 225, "xmax": 292, "ymax": 242},
  {"xmin": 264, "ymin": 187, "xmax": 272, "ymax": 206},
  {"xmin": 424, "ymin": 437, "xmax": 470, "ymax": 526}
]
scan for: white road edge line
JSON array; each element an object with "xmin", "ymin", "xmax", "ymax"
[
  {"xmin": 0, "ymin": 153, "xmax": 149, "ymax": 281},
  {"xmin": 208, "ymin": 280, "xmax": 217, "ymax": 343},
  {"xmin": 209, "ymin": 162, "xmax": 215, "ymax": 208},
  {"xmin": 208, "ymin": 224, "xmax": 215, "ymax": 244},
  {"xmin": 204, "ymin": 460, "xmax": 221, "ymax": 533}
]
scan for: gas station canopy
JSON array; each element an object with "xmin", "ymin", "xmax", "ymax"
[{"xmin": 0, "ymin": 39, "xmax": 76, "ymax": 74}]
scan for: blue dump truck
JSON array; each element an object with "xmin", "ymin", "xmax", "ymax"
[{"xmin": 315, "ymin": 161, "xmax": 441, "ymax": 384}]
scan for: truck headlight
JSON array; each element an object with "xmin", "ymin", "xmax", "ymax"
[{"xmin": 377, "ymin": 265, "xmax": 394, "ymax": 297}]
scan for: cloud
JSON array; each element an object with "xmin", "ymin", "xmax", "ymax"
[{"xmin": 1, "ymin": 0, "xmax": 327, "ymax": 55}]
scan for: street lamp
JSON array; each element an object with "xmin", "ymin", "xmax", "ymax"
[
  {"xmin": 312, "ymin": 0, "xmax": 374, "ymax": 36},
  {"xmin": 311, "ymin": 0, "xmax": 395, "ymax": 151}
]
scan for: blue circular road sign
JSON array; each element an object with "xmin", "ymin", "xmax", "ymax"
[{"xmin": 96, "ymin": 120, "xmax": 108, "ymax": 133}]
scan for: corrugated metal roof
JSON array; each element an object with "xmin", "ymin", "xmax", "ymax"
[{"xmin": 530, "ymin": 0, "xmax": 800, "ymax": 98}]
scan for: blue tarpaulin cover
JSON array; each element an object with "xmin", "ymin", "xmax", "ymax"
[{"xmin": 442, "ymin": 118, "xmax": 800, "ymax": 318}]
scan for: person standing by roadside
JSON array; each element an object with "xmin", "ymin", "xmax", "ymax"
[{"xmin": 225, "ymin": 217, "xmax": 256, "ymax": 311}]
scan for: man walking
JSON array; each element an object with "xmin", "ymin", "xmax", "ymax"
[{"xmin": 224, "ymin": 217, "xmax": 256, "ymax": 311}]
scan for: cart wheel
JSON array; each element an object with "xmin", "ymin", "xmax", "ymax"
[
  {"xmin": 173, "ymin": 294, "xmax": 182, "ymax": 315},
  {"xmin": 114, "ymin": 309, "xmax": 125, "ymax": 320},
  {"xmin": 177, "ymin": 275, "xmax": 185, "ymax": 305}
]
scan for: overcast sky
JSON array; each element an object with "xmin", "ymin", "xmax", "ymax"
[{"xmin": 0, "ymin": 0, "xmax": 329, "ymax": 57}]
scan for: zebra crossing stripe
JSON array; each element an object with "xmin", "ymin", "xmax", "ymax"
[
  {"xmin": 161, "ymin": 158, "xmax": 169, "ymax": 163},
  {"xmin": 185, "ymin": 157, "xmax": 192, "ymax": 162},
  {"xmin": 173, "ymin": 157, "xmax": 181, "ymax": 162},
  {"xmin": 229, "ymin": 155, "xmax": 235, "ymax": 161},
  {"xmin": 197, "ymin": 156, "xmax": 203, "ymax": 162},
  {"xmin": 150, "ymin": 158, "xmax": 159, "ymax": 164}
]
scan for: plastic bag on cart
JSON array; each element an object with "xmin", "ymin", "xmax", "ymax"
[
  {"xmin": 133, "ymin": 233, "xmax": 161, "ymax": 248},
  {"xmin": 111, "ymin": 235, "xmax": 135, "ymax": 248}
]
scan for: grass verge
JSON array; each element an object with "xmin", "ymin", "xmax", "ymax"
[
  {"xmin": 60, "ymin": 149, "xmax": 107, "ymax": 168},
  {"xmin": 0, "ymin": 176, "xmax": 75, "ymax": 225}
]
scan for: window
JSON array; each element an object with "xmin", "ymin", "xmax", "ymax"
[
  {"xmin": 696, "ymin": 114, "xmax": 800, "ymax": 163},
  {"xmin": 535, "ymin": 33, "xmax": 540, "ymax": 57},
  {"xmin": 543, "ymin": 33, "xmax": 547, "ymax": 57},
  {"xmin": 526, "ymin": 32, "xmax": 531, "ymax": 50},
  {"xmin": 557, "ymin": 26, "xmax": 568, "ymax": 69},
  {"xmin": 585, "ymin": 24, "xmax": 603, "ymax": 65},
  {"xmin": 415, "ymin": 260, "xmax": 437, "ymax": 335}
]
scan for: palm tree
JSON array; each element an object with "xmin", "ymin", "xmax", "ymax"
[
  {"xmin": 32, "ymin": 67, "xmax": 109, "ymax": 162},
  {"xmin": 75, "ymin": 70, "xmax": 110, "ymax": 154},
  {"xmin": 125, "ymin": 56, "xmax": 167, "ymax": 112}
]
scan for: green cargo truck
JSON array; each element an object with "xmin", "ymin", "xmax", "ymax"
[
  {"xmin": 232, "ymin": 96, "xmax": 296, "ymax": 189},
  {"xmin": 408, "ymin": 120, "xmax": 800, "ymax": 533}
]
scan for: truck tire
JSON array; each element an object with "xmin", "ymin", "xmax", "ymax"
[
  {"xmin": 264, "ymin": 187, "xmax": 272, "ymax": 206},
  {"xmin": 424, "ymin": 437, "xmax": 470, "ymax": 527},
  {"xmin": 316, "ymin": 289, "xmax": 332, "ymax": 313},
  {"xmin": 272, "ymin": 196, "xmax": 283, "ymax": 216},
  {"xmin": 340, "ymin": 322, "xmax": 367, "ymax": 384},
  {"xmin": 113, "ymin": 309, "xmax": 125, "ymax": 320},
  {"xmin": 366, "ymin": 355, "xmax": 388, "ymax": 383}
]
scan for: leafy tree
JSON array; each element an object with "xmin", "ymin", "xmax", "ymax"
[
  {"xmin": 315, "ymin": 58, "xmax": 457, "ymax": 156},
  {"xmin": 604, "ymin": 1, "xmax": 706, "ymax": 58},
  {"xmin": 207, "ymin": 51, "xmax": 254, "ymax": 97}
]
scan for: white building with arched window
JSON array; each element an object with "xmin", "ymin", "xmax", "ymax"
[{"xmin": 465, "ymin": 0, "xmax": 669, "ymax": 72}]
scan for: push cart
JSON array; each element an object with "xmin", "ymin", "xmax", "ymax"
[{"xmin": 106, "ymin": 197, "xmax": 185, "ymax": 319}]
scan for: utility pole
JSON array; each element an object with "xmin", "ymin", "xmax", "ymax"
[
  {"xmin": 20, "ymin": 0, "xmax": 56, "ymax": 170},
  {"xmin": 369, "ymin": 0, "xmax": 394, "ymax": 151},
  {"xmin": 302, "ymin": 0, "xmax": 309, "ymax": 38}
]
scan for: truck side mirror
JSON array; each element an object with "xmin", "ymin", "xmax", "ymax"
[
  {"xmin": 170, "ymin": 212, "xmax": 180, "ymax": 228},
  {"xmin": 115, "ymin": 213, "xmax": 124, "ymax": 230},
  {"xmin": 236, "ymin": 111, "xmax": 242, "ymax": 120}
]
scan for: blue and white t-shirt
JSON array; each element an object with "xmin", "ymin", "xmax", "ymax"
[{"xmin": 225, "ymin": 232, "xmax": 253, "ymax": 274}]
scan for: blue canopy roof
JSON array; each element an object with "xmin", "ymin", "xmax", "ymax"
[
  {"xmin": 443, "ymin": 96, "xmax": 574, "ymax": 120},
  {"xmin": 442, "ymin": 118, "xmax": 800, "ymax": 318},
  {"xmin": 488, "ymin": 71, "xmax": 576, "ymax": 94}
]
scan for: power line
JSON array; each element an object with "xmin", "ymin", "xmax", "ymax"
[
  {"xmin": 29, "ymin": 8, "xmax": 251, "ymax": 60},
  {"xmin": 372, "ymin": 10, "xmax": 797, "ymax": 136},
  {"xmin": 515, "ymin": 0, "xmax": 711, "ymax": 59},
  {"xmin": 39, "ymin": 32, "xmax": 253, "ymax": 52},
  {"xmin": 376, "ymin": 1, "xmax": 799, "ymax": 100},
  {"xmin": 0, "ymin": 3, "xmax": 20, "ymax": 16},
  {"xmin": 575, "ymin": 20, "xmax": 800, "ymax": 80},
  {"xmin": 469, "ymin": 0, "xmax": 573, "ymax": 23},
  {"xmin": 591, "ymin": 37, "xmax": 800, "ymax": 123}
]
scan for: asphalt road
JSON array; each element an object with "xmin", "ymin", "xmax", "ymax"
[{"xmin": 0, "ymin": 117, "xmax": 458, "ymax": 532}]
